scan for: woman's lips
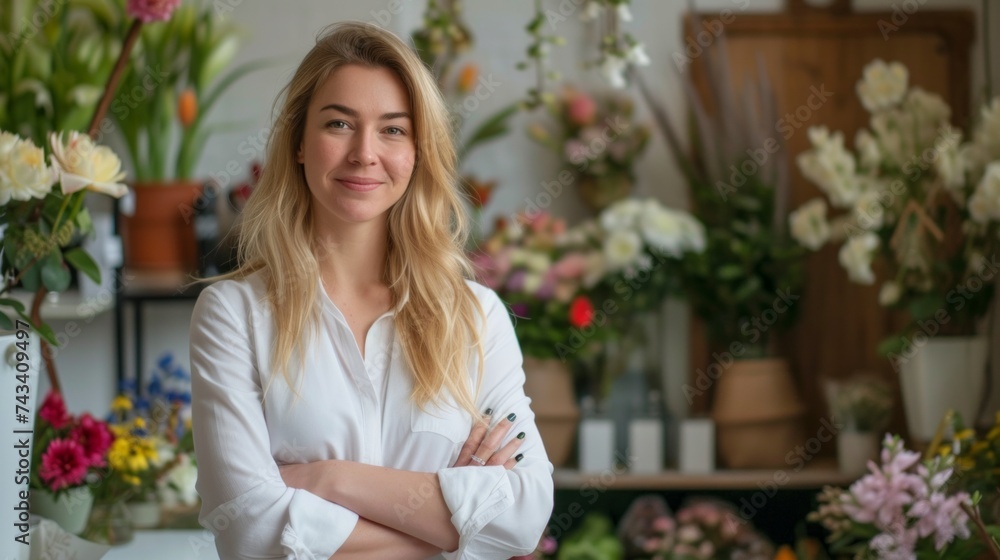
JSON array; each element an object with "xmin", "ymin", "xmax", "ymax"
[{"xmin": 337, "ymin": 179, "xmax": 382, "ymax": 192}]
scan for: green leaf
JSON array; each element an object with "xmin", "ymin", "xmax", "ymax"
[
  {"xmin": 19, "ymin": 263, "xmax": 41, "ymax": 293},
  {"xmin": 75, "ymin": 207, "xmax": 93, "ymax": 234},
  {"xmin": 18, "ymin": 312, "xmax": 57, "ymax": 346},
  {"xmin": 716, "ymin": 264, "xmax": 744, "ymax": 280},
  {"xmin": 40, "ymin": 249, "xmax": 71, "ymax": 293},
  {"xmin": 0, "ymin": 312, "xmax": 12, "ymax": 331},
  {"xmin": 877, "ymin": 335, "xmax": 907, "ymax": 356},
  {"xmin": 0, "ymin": 298, "xmax": 26, "ymax": 314},
  {"xmin": 733, "ymin": 276, "xmax": 762, "ymax": 301},
  {"xmin": 63, "ymin": 248, "xmax": 100, "ymax": 284}
]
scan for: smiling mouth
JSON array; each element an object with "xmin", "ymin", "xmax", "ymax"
[{"xmin": 337, "ymin": 179, "xmax": 383, "ymax": 192}]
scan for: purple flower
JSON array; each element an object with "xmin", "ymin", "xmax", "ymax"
[{"xmin": 511, "ymin": 302, "xmax": 529, "ymax": 318}]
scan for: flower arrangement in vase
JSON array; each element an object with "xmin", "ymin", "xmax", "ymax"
[
  {"xmin": 790, "ymin": 59, "xmax": 1000, "ymax": 351},
  {"xmin": 630, "ymin": 497, "xmax": 774, "ymax": 560},
  {"xmin": 29, "ymin": 391, "xmax": 114, "ymax": 534},
  {"xmin": 825, "ymin": 375, "xmax": 893, "ymax": 476},
  {"xmin": 808, "ymin": 434, "xmax": 999, "ymax": 559},
  {"xmin": 530, "ymin": 87, "xmax": 651, "ymax": 213}
]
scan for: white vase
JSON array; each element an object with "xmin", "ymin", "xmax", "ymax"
[
  {"xmin": 837, "ymin": 431, "xmax": 878, "ymax": 477},
  {"xmin": 128, "ymin": 500, "xmax": 162, "ymax": 529},
  {"xmin": 898, "ymin": 335, "xmax": 988, "ymax": 441},
  {"xmin": 0, "ymin": 329, "xmax": 40, "ymax": 559},
  {"xmin": 29, "ymin": 487, "xmax": 94, "ymax": 535}
]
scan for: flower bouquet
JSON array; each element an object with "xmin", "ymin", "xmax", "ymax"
[
  {"xmin": 790, "ymin": 59, "xmax": 1000, "ymax": 352},
  {"xmin": 472, "ymin": 212, "xmax": 606, "ymax": 361},
  {"xmin": 636, "ymin": 498, "xmax": 774, "ymax": 560},
  {"xmin": 808, "ymin": 434, "xmax": 994, "ymax": 559},
  {"xmin": 29, "ymin": 391, "xmax": 114, "ymax": 533},
  {"xmin": 530, "ymin": 87, "xmax": 651, "ymax": 212},
  {"xmin": 936, "ymin": 411, "xmax": 1000, "ymax": 525}
]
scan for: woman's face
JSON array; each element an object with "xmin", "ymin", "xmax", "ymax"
[{"xmin": 298, "ymin": 64, "xmax": 416, "ymax": 231}]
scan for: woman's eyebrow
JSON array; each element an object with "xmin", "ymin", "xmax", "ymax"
[{"xmin": 319, "ymin": 103, "xmax": 411, "ymax": 120}]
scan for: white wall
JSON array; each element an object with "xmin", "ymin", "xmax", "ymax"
[{"xmin": 46, "ymin": 0, "xmax": 1000, "ymax": 422}]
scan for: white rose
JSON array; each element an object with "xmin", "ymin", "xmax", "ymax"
[
  {"xmin": 838, "ymin": 233, "xmax": 879, "ymax": 284},
  {"xmin": 0, "ymin": 132, "xmax": 56, "ymax": 204},
  {"xmin": 789, "ymin": 198, "xmax": 831, "ymax": 250},
  {"xmin": 600, "ymin": 198, "xmax": 642, "ymax": 231},
  {"xmin": 878, "ymin": 281, "xmax": 901, "ymax": 306},
  {"xmin": 49, "ymin": 131, "xmax": 127, "ymax": 198},
  {"xmin": 969, "ymin": 161, "xmax": 1000, "ymax": 224},
  {"xmin": 638, "ymin": 204, "xmax": 686, "ymax": 256},
  {"xmin": 856, "ymin": 59, "xmax": 908, "ymax": 113},
  {"xmin": 602, "ymin": 229, "xmax": 642, "ymax": 271}
]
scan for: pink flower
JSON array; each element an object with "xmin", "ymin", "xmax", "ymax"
[
  {"xmin": 553, "ymin": 253, "xmax": 588, "ymax": 279},
  {"xmin": 539, "ymin": 536, "xmax": 558, "ymax": 554},
  {"xmin": 126, "ymin": 0, "xmax": 181, "ymax": 22},
  {"xmin": 39, "ymin": 392, "xmax": 72, "ymax": 430},
  {"xmin": 564, "ymin": 139, "xmax": 589, "ymax": 165},
  {"xmin": 567, "ymin": 93, "xmax": 597, "ymax": 125},
  {"xmin": 39, "ymin": 439, "xmax": 89, "ymax": 491},
  {"xmin": 71, "ymin": 414, "xmax": 114, "ymax": 468}
]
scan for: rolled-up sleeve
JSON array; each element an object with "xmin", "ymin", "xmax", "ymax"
[
  {"xmin": 437, "ymin": 287, "xmax": 555, "ymax": 559},
  {"xmin": 191, "ymin": 287, "xmax": 359, "ymax": 559}
]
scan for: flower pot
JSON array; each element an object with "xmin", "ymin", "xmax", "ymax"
[
  {"xmin": 121, "ymin": 180, "xmax": 203, "ymax": 272},
  {"xmin": 898, "ymin": 335, "xmax": 988, "ymax": 441},
  {"xmin": 82, "ymin": 500, "xmax": 133, "ymax": 545},
  {"xmin": 577, "ymin": 173, "xmax": 633, "ymax": 214},
  {"xmin": 29, "ymin": 486, "xmax": 94, "ymax": 535},
  {"xmin": 837, "ymin": 431, "xmax": 878, "ymax": 477},
  {"xmin": 711, "ymin": 358, "xmax": 805, "ymax": 469},
  {"xmin": 522, "ymin": 357, "xmax": 580, "ymax": 467},
  {"xmin": 128, "ymin": 500, "xmax": 162, "ymax": 529}
]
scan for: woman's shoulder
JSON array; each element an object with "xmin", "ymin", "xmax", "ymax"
[
  {"xmin": 463, "ymin": 278, "xmax": 502, "ymax": 309},
  {"xmin": 195, "ymin": 270, "xmax": 269, "ymax": 318}
]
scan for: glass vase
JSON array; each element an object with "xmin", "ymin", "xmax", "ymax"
[{"xmin": 82, "ymin": 499, "xmax": 134, "ymax": 545}]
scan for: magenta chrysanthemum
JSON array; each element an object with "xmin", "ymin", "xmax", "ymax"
[
  {"xmin": 39, "ymin": 439, "xmax": 89, "ymax": 492},
  {"xmin": 71, "ymin": 413, "xmax": 114, "ymax": 468}
]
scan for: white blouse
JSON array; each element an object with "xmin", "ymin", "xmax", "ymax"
[{"xmin": 189, "ymin": 271, "xmax": 554, "ymax": 560}]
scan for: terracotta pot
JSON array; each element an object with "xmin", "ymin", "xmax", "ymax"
[
  {"xmin": 121, "ymin": 180, "xmax": 203, "ymax": 272},
  {"xmin": 522, "ymin": 357, "xmax": 580, "ymax": 467},
  {"xmin": 711, "ymin": 358, "xmax": 805, "ymax": 468}
]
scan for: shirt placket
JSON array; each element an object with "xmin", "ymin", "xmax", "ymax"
[{"xmin": 361, "ymin": 320, "xmax": 388, "ymax": 465}]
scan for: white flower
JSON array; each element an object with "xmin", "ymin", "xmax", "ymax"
[
  {"xmin": 855, "ymin": 129, "xmax": 881, "ymax": 171},
  {"xmin": 522, "ymin": 271, "xmax": 543, "ymax": 294},
  {"xmin": 966, "ymin": 97, "xmax": 1000, "ymax": 175},
  {"xmin": 934, "ymin": 127, "xmax": 966, "ymax": 193},
  {"xmin": 677, "ymin": 212, "xmax": 706, "ymax": 252},
  {"xmin": 580, "ymin": 1, "xmax": 601, "ymax": 21},
  {"xmin": 789, "ymin": 198, "xmax": 831, "ymax": 250},
  {"xmin": 49, "ymin": 131, "xmax": 127, "ymax": 198},
  {"xmin": 616, "ymin": 3, "xmax": 632, "ymax": 22},
  {"xmin": 638, "ymin": 203, "xmax": 686, "ymax": 256},
  {"xmin": 853, "ymin": 190, "xmax": 885, "ymax": 230},
  {"xmin": 968, "ymin": 161, "xmax": 1000, "ymax": 224},
  {"xmin": 905, "ymin": 87, "xmax": 950, "ymax": 128},
  {"xmin": 0, "ymin": 132, "xmax": 56, "ymax": 204},
  {"xmin": 600, "ymin": 54, "xmax": 628, "ymax": 89},
  {"xmin": 158, "ymin": 453, "xmax": 199, "ymax": 508},
  {"xmin": 856, "ymin": 59, "xmax": 908, "ymax": 113},
  {"xmin": 838, "ymin": 233, "xmax": 879, "ymax": 284},
  {"xmin": 797, "ymin": 127, "xmax": 860, "ymax": 208},
  {"xmin": 523, "ymin": 250, "xmax": 551, "ymax": 273},
  {"xmin": 878, "ymin": 281, "xmax": 901, "ymax": 306},
  {"xmin": 600, "ymin": 198, "xmax": 642, "ymax": 231},
  {"xmin": 626, "ymin": 43, "xmax": 650, "ymax": 66},
  {"xmin": 602, "ymin": 229, "xmax": 642, "ymax": 271}
]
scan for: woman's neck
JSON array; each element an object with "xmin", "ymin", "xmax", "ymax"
[{"xmin": 314, "ymin": 220, "xmax": 389, "ymax": 292}]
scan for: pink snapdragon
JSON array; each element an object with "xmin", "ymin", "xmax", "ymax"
[{"xmin": 126, "ymin": 0, "xmax": 181, "ymax": 22}]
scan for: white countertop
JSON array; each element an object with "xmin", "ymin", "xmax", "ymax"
[{"xmin": 103, "ymin": 530, "xmax": 218, "ymax": 560}]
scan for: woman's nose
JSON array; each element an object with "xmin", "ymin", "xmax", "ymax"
[{"xmin": 348, "ymin": 132, "xmax": 377, "ymax": 165}]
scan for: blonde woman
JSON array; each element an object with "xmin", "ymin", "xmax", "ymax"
[{"xmin": 189, "ymin": 21, "xmax": 554, "ymax": 560}]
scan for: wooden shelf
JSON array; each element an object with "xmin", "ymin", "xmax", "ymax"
[
  {"xmin": 6, "ymin": 289, "xmax": 115, "ymax": 321},
  {"xmin": 553, "ymin": 459, "xmax": 855, "ymax": 490}
]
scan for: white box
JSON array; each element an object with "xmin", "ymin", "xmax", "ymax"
[{"xmin": 679, "ymin": 418, "xmax": 715, "ymax": 473}]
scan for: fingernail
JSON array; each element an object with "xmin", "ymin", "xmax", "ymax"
[
  {"xmin": 507, "ymin": 412, "xmax": 516, "ymax": 422},
  {"xmin": 484, "ymin": 408, "xmax": 493, "ymax": 416},
  {"xmin": 517, "ymin": 432, "xmax": 525, "ymax": 440},
  {"xmin": 515, "ymin": 453, "xmax": 524, "ymax": 462}
]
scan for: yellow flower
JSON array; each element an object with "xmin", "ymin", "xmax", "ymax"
[
  {"xmin": 111, "ymin": 395, "xmax": 132, "ymax": 413},
  {"xmin": 956, "ymin": 429, "xmax": 976, "ymax": 441},
  {"xmin": 133, "ymin": 417, "xmax": 147, "ymax": 430},
  {"xmin": 971, "ymin": 441, "xmax": 989, "ymax": 455},
  {"xmin": 123, "ymin": 474, "xmax": 141, "ymax": 486},
  {"xmin": 987, "ymin": 425, "xmax": 1000, "ymax": 442},
  {"xmin": 937, "ymin": 445, "xmax": 952, "ymax": 457}
]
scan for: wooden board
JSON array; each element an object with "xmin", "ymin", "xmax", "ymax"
[{"xmin": 680, "ymin": 3, "xmax": 975, "ymax": 446}]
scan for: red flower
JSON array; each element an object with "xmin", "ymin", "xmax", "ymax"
[
  {"xmin": 39, "ymin": 392, "xmax": 71, "ymax": 430},
  {"xmin": 568, "ymin": 296, "xmax": 595, "ymax": 328},
  {"xmin": 71, "ymin": 414, "xmax": 115, "ymax": 468},
  {"xmin": 39, "ymin": 439, "xmax": 89, "ymax": 492}
]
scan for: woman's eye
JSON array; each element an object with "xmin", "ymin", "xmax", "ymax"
[
  {"xmin": 385, "ymin": 126, "xmax": 405, "ymax": 135},
  {"xmin": 326, "ymin": 120, "xmax": 348, "ymax": 129}
]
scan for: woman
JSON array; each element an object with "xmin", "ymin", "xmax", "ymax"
[{"xmin": 190, "ymin": 21, "xmax": 554, "ymax": 560}]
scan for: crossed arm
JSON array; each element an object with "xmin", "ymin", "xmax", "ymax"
[{"xmin": 280, "ymin": 414, "xmax": 523, "ymax": 558}]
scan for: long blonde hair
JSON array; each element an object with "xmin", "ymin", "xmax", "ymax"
[{"xmin": 229, "ymin": 21, "xmax": 485, "ymax": 416}]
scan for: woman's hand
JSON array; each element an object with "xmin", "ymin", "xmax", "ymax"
[{"xmin": 451, "ymin": 410, "xmax": 525, "ymax": 470}]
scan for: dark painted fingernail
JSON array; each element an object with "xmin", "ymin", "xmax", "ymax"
[
  {"xmin": 515, "ymin": 453, "xmax": 524, "ymax": 462},
  {"xmin": 507, "ymin": 413, "xmax": 516, "ymax": 422},
  {"xmin": 517, "ymin": 432, "xmax": 525, "ymax": 440},
  {"xmin": 484, "ymin": 408, "xmax": 493, "ymax": 416}
]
